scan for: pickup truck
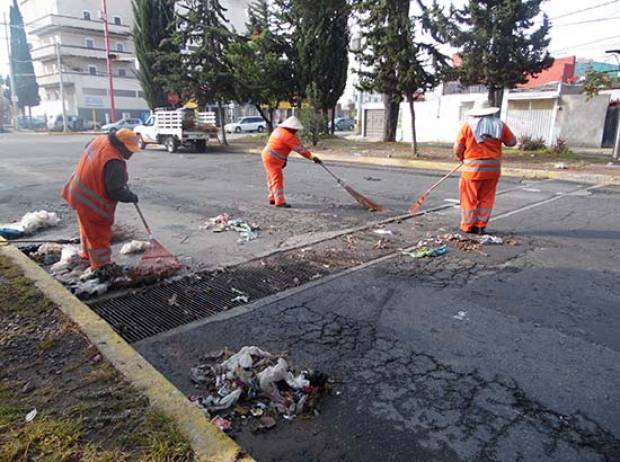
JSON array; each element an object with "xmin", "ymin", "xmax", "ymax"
[{"xmin": 133, "ymin": 109, "xmax": 217, "ymax": 153}]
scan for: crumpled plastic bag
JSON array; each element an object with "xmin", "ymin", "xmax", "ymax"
[
  {"xmin": 3, "ymin": 210, "xmax": 60, "ymax": 235},
  {"xmin": 50, "ymin": 245, "xmax": 82, "ymax": 274},
  {"xmin": 478, "ymin": 235, "xmax": 503, "ymax": 245},
  {"xmin": 220, "ymin": 346, "xmax": 272, "ymax": 373},
  {"xmin": 256, "ymin": 358, "xmax": 309, "ymax": 394},
  {"xmin": 120, "ymin": 240, "xmax": 149, "ymax": 255},
  {"xmin": 404, "ymin": 244, "xmax": 448, "ymax": 259},
  {"xmin": 197, "ymin": 388, "xmax": 242, "ymax": 411},
  {"xmin": 71, "ymin": 278, "xmax": 109, "ymax": 297}
]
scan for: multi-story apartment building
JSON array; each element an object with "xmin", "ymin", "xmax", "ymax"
[
  {"xmin": 20, "ymin": 0, "xmax": 148, "ymax": 125},
  {"xmin": 19, "ymin": 0, "xmax": 251, "ymax": 126}
]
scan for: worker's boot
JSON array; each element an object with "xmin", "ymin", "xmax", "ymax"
[
  {"xmin": 465, "ymin": 226, "xmax": 479, "ymax": 235},
  {"xmin": 269, "ymin": 199, "xmax": 275, "ymax": 205},
  {"xmin": 477, "ymin": 227, "xmax": 486, "ymax": 235},
  {"xmin": 275, "ymin": 203, "xmax": 291, "ymax": 208}
]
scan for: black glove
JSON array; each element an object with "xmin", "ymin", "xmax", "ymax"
[
  {"xmin": 312, "ymin": 156, "xmax": 322, "ymax": 164},
  {"xmin": 129, "ymin": 192, "xmax": 139, "ymax": 204}
]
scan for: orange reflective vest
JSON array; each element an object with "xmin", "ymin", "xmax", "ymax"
[
  {"xmin": 61, "ymin": 136, "xmax": 126, "ymax": 225},
  {"xmin": 262, "ymin": 127, "xmax": 311, "ymax": 162},
  {"xmin": 456, "ymin": 122, "xmax": 514, "ymax": 180}
]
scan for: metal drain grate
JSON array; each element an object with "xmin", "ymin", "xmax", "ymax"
[{"xmin": 87, "ymin": 261, "xmax": 328, "ymax": 343}]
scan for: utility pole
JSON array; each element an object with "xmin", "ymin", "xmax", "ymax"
[
  {"xmin": 3, "ymin": 12, "xmax": 18, "ymax": 129},
  {"xmin": 56, "ymin": 42, "xmax": 67, "ymax": 132},
  {"xmin": 606, "ymin": 49, "xmax": 620, "ymax": 162},
  {"xmin": 101, "ymin": 0, "xmax": 116, "ymax": 122}
]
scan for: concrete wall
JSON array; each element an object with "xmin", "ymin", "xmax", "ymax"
[{"xmin": 556, "ymin": 94, "xmax": 610, "ymax": 147}]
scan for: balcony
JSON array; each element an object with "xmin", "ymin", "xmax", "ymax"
[
  {"xmin": 28, "ymin": 14, "xmax": 130, "ymax": 37},
  {"xmin": 37, "ymin": 71, "xmax": 138, "ymax": 88},
  {"xmin": 31, "ymin": 44, "xmax": 135, "ymax": 63}
]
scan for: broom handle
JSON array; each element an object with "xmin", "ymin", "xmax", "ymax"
[
  {"xmin": 424, "ymin": 163, "xmax": 462, "ymax": 195},
  {"xmin": 134, "ymin": 203, "xmax": 153, "ymax": 239},
  {"xmin": 320, "ymin": 163, "xmax": 345, "ymax": 185}
]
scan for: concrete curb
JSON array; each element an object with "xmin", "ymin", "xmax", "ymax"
[
  {"xmin": 238, "ymin": 148, "xmax": 620, "ymax": 186},
  {"xmin": 0, "ymin": 240, "xmax": 254, "ymax": 462}
]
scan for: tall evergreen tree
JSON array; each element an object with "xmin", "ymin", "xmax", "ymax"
[
  {"xmin": 354, "ymin": 0, "xmax": 411, "ymax": 142},
  {"xmin": 297, "ymin": 0, "xmax": 350, "ymax": 134},
  {"xmin": 9, "ymin": 0, "xmax": 39, "ymax": 113},
  {"xmin": 226, "ymin": 0, "xmax": 292, "ymax": 133},
  {"xmin": 420, "ymin": 0, "xmax": 553, "ymax": 107},
  {"xmin": 155, "ymin": 0, "xmax": 233, "ymax": 143},
  {"xmin": 132, "ymin": 0, "xmax": 176, "ymax": 109}
]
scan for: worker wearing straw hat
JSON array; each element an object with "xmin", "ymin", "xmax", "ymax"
[
  {"xmin": 454, "ymin": 99, "xmax": 517, "ymax": 234},
  {"xmin": 261, "ymin": 116, "xmax": 321, "ymax": 208},
  {"xmin": 61, "ymin": 128, "xmax": 140, "ymax": 268}
]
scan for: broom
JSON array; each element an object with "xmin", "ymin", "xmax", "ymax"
[
  {"xmin": 408, "ymin": 163, "xmax": 462, "ymax": 215},
  {"xmin": 319, "ymin": 163, "xmax": 384, "ymax": 212},
  {"xmin": 133, "ymin": 204, "xmax": 183, "ymax": 276}
]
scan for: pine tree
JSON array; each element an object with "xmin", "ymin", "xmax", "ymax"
[
  {"xmin": 420, "ymin": 0, "xmax": 553, "ymax": 107},
  {"xmin": 155, "ymin": 0, "xmax": 234, "ymax": 143},
  {"xmin": 297, "ymin": 0, "xmax": 350, "ymax": 134},
  {"xmin": 354, "ymin": 0, "xmax": 412, "ymax": 142},
  {"xmin": 9, "ymin": 0, "xmax": 39, "ymax": 113},
  {"xmin": 226, "ymin": 0, "xmax": 292, "ymax": 132},
  {"xmin": 132, "ymin": 0, "xmax": 176, "ymax": 109}
]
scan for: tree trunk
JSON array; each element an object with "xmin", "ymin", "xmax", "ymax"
[
  {"xmin": 321, "ymin": 107, "xmax": 329, "ymax": 135},
  {"xmin": 256, "ymin": 104, "xmax": 274, "ymax": 133},
  {"xmin": 487, "ymin": 87, "xmax": 496, "ymax": 107},
  {"xmin": 408, "ymin": 95, "xmax": 418, "ymax": 157},
  {"xmin": 487, "ymin": 87, "xmax": 504, "ymax": 109},
  {"xmin": 382, "ymin": 95, "xmax": 399, "ymax": 142},
  {"xmin": 218, "ymin": 100, "xmax": 228, "ymax": 146},
  {"xmin": 330, "ymin": 106, "xmax": 336, "ymax": 135}
]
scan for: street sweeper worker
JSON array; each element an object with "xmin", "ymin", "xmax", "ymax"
[
  {"xmin": 454, "ymin": 99, "xmax": 517, "ymax": 234},
  {"xmin": 61, "ymin": 128, "xmax": 140, "ymax": 268},
  {"xmin": 261, "ymin": 116, "xmax": 321, "ymax": 208}
]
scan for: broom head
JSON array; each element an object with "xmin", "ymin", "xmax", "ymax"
[
  {"xmin": 408, "ymin": 192, "xmax": 429, "ymax": 215},
  {"xmin": 345, "ymin": 185, "xmax": 384, "ymax": 212},
  {"xmin": 135, "ymin": 238, "xmax": 183, "ymax": 278}
]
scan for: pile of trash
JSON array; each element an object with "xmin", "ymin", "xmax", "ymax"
[
  {"xmin": 0, "ymin": 210, "xmax": 60, "ymax": 238},
  {"xmin": 200, "ymin": 214, "xmax": 259, "ymax": 242},
  {"xmin": 189, "ymin": 346, "xmax": 330, "ymax": 433},
  {"xmin": 119, "ymin": 239, "xmax": 149, "ymax": 255},
  {"xmin": 403, "ymin": 232, "xmax": 518, "ymax": 259}
]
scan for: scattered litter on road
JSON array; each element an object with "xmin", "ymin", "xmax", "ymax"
[
  {"xmin": 364, "ymin": 176, "xmax": 381, "ymax": 182},
  {"xmin": 0, "ymin": 227, "xmax": 24, "ymax": 239},
  {"xmin": 373, "ymin": 239, "xmax": 389, "ymax": 250},
  {"xmin": 453, "ymin": 311, "xmax": 468, "ymax": 321},
  {"xmin": 554, "ymin": 162, "xmax": 568, "ymax": 169},
  {"xmin": 168, "ymin": 293, "xmax": 179, "ymax": 306},
  {"xmin": 189, "ymin": 346, "xmax": 330, "ymax": 432},
  {"xmin": 3, "ymin": 210, "xmax": 60, "ymax": 235},
  {"xmin": 211, "ymin": 416, "xmax": 233, "ymax": 432},
  {"xmin": 373, "ymin": 229, "xmax": 393, "ymax": 236},
  {"xmin": 231, "ymin": 294, "xmax": 250, "ymax": 303},
  {"xmin": 120, "ymin": 240, "xmax": 149, "ymax": 255},
  {"xmin": 25, "ymin": 408, "xmax": 37, "ymax": 422},
  {"xmin": 50, "ymin": 245, "xmax": 82, "ymax": 274},
  {"xmin": 201, "ymin": 213, "xmax": 259, "ymax": 242},
  {"xmin": 404, "ymin": 244, "xmax": 448, "ymax": 259},
  {"xmin": 72, "ymin": 278, "xmax": 109, "ymax": 297},
  {"xmin": 478, "ymin": 235, "xmax": 503, "ymax": 245}
]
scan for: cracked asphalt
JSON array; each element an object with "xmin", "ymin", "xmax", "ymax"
[{"xmin": 2, "ymin": 133, "xmax": 619, "ymax": 461}]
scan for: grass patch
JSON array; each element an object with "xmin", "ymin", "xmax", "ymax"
[{"xmin": 0, "ymin": 255, "xmax": 55, "ymax": 315}]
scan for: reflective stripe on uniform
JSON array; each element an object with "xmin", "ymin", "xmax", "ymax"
[
  {"xmin": 464, "ymin": 159, "xmax": 500, "ymax": 165},
  {"xmin": 267, "ymin": 148, "xmax": 287, "ymax": 161},
  {"xmin": 69, "ymin": 183, "xmax": 114, "ymax": 220},
  {"xmin": 73, "ymin": 177, "xmax": 114, "ymax": 213},
  {"xmin": 89, "ymin": 247, "xmax": 112, "ymax": 264}
]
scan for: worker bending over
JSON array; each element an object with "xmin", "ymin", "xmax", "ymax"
[
  {"xmin": 261, "ymin": 116, "xmax": 321, "ymax": 208},
  {"xmin": 62, "ymin": 128, "xmax": 140, "ymax": 268},
  {"xmin": 454, "ymin": 99, "xmax": 517, "ymax": 234}
]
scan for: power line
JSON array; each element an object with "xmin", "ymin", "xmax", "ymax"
[
  {"xmin": 550, "ymin": 34, "xmax": 620, "ymax": 53},
  {"xmin": 550, "ymin": 0, "xmax": 620, "ymax": 20},
  {"xmin": 553, "ymin": 16, "xmax": 620, "ymax": 27}
]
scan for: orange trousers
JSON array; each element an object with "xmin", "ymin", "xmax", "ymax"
[
  {"xmin": 77, "ymin": 213, "xmax": 113, "ymax": 268},
  {"xmin": 261, "ymin": 152, "xmax": 286, "ymax": 205},
  {"xmin": 459, "ymin": 177, "xmax": 499, "ymax": 232}
]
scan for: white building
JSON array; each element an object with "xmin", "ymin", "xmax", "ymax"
[{"xmin": 19, "ymin": 0, "xmax": 251, "ymax": 126}]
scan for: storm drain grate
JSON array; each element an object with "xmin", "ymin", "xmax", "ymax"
[{"xmin": 87, "ymin": 261, "xmax": 328, "ymax": 343}]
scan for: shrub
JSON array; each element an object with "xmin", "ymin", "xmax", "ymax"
[{"xmin": 518, "ymin": 135, "xmax": 546, "ymax": 151}]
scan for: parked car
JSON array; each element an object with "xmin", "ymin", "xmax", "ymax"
[
  {"xmin": 225, "ymin": 116, "xmax": 266, "ymax": 134},
  {"xmin": 329, "ymin": 117, "xmax": 355, "ymax": 132},
  {"xmin": 48, "ymin": 115, "xmax": 86, "ymax": 131},
  {"xmin": 101, "ymin": 117, "xmax": 143, "ymax": 133},
  {"xmin": 16, "ymin": 115, "xmax": 46, "ymax": 130}
]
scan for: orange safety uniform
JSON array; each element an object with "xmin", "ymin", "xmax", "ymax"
[
  {"xmin": 455, "ymin": 121, "xmax": 515, "ymax": 232},
  {"xmin": 61, "ymin": 136, "xmax": 126, "ymax": 267},
  {"xmin": 261, "ymin": 127, "xmax": 312, "ymax": 205}
]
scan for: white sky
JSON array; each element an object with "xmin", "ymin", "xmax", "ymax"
[{"xmin": 1, "ymin": 0, "xmax": 620, "ymax": 80}]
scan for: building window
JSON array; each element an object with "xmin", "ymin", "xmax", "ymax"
[
  {"xmin": 88, "ymin": 65, "xmax": 97, "ymax": 76},
  {"xmin": 85, "ymin": 38, "xmax": 95, "ymax": 49},
  {"xmin": 116, "ymin": 42, "xmax": 124, "ymax": 52},
  {"xmin": 83, "ymin": 11, "xmax": 91, "ymax": 20},
  {"xmin": 118, "ymin": 69, "xmax": 126, "ymax": 77},
  {"xmin": 113, "ymin": 16, "xmax": 122, "ymax": 25}
]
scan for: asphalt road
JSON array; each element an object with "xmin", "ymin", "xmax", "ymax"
[{"xmin": 2, "ymin": 132, "xmax": 620, "ymax": 461}]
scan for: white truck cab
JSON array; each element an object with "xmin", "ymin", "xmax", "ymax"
[{"xmin": 134, "ymin": 109, "xmax": 217, "ymax": 153}]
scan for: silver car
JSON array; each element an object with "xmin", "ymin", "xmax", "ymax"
[{"xmin": 225, "ymin": 116, "xmax": 267, "ymax": 134}]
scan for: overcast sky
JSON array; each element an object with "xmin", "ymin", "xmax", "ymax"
[{"xmin": 1, "ymin": 0, "xmax": 619, "ymax": 80}]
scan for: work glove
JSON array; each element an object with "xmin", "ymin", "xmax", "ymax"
[
  {"xmin": 311, "ymin": 155, "xmax": 322, "ymax": 164},
  {"xmin": 130, "ymin": 192, "xmax": 139, "ymax": 204}
]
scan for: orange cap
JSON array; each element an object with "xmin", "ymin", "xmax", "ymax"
[{"xmin": 115, "ymin": 128, "xmax": 141, "ymax": 153}]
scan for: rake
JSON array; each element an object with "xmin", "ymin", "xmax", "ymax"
[
  {"xmin": 408, "ymin": 163, "xmax": 462, "ymax": 215},
  {"xmin": 319, "ymin": 163, "xmax": 384, "ymax": 212},
  {"xmin": 133, "ymin": 204, "xmax": 183, "ymax": 276}
]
